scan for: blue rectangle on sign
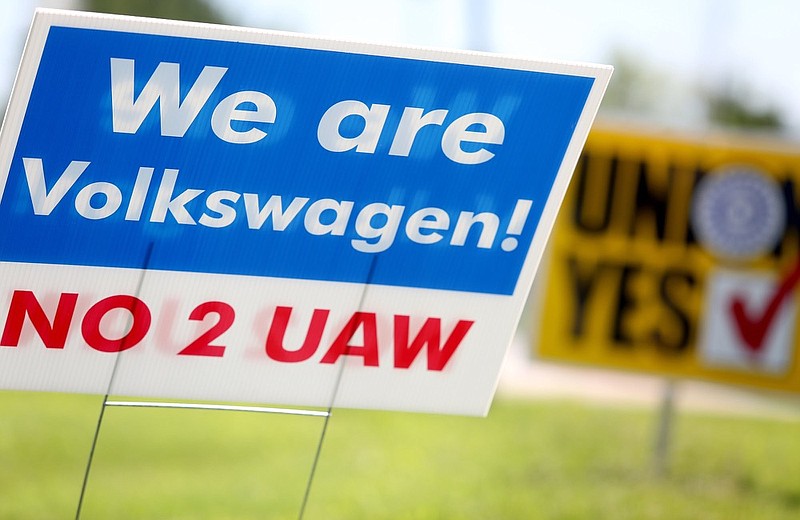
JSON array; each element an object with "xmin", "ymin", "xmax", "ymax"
[{"xmin": 0, "ymin": 24, "xmax": 593, "ymax": 295}]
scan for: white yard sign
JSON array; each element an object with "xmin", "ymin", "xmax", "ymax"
[{"xmin": 0, "ymin": 9, "xmax": 610, "ymax": 415}]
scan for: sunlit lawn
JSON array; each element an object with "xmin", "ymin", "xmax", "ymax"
[{"xmin": 1, "ymin": 391, "xmax": 799, "ymax": 519}]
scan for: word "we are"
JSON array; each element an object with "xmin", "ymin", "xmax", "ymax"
[{"xmin": 110, "ymin": 58, "xmax": 506, "ymax": 165}]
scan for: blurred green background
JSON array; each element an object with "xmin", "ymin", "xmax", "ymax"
[{"xmin": 2, "ymin": 391, "xmax": 800, "ymax": 519}]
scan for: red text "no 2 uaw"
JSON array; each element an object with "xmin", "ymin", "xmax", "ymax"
[{"xmin": 0, "ymin": 291, "xmax": 474, "ymax": 371}]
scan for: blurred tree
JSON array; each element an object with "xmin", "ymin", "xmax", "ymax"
[
  {"xmin": 600, "ymin": 49, "xmax": 667, "ymax": 114},
  {"xmin": 602, "ymin": 48, "xmax": 785, "ymax": 133},
  {"xmin": 84, "ymin": 0, "xmax": 228, "ymax": 24},
  {"xmin": 706, "ymin": 88, "xmax": 784, "ymax": 131}
]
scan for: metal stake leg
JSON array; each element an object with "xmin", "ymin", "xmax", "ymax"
[{"xmin": 653, "ymin": 378, "xmax": 677, "ymax": 477}]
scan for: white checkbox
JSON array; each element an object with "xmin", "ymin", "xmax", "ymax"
[{"xmin": 698, "ymin": 268, "xmax": 796, "ymax": 375}]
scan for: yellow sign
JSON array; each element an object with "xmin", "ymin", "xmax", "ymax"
[{"xmin": 538, "ymin": 126, "xmax": 800, "ymax": 392}]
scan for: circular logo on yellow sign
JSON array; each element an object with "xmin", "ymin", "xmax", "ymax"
[{"xmin": 691, "ymin": 167, "xmax": 786, "ymax": 261}]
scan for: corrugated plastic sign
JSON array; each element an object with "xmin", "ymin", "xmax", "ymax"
[
  {"xmin": 538, "ymin": 128, "xmax": 800, "ymax": 394},
  {"xmin": 0, "ymin": 9, "xmax": 610, "ymax": 415}
]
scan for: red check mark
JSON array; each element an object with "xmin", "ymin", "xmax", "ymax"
[{"xmin": 730, "ymin": 259, "xmax": 800, "ymax": 354}]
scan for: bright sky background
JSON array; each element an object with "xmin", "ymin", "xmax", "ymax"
[{"xmin": 2, "ymin": 0, "xmax": 800, "ymax": 137}]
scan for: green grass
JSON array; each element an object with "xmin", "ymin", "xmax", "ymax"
[{"xmin": 1, "ymin": 391, "xmax": 799, "ymax": 519}]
